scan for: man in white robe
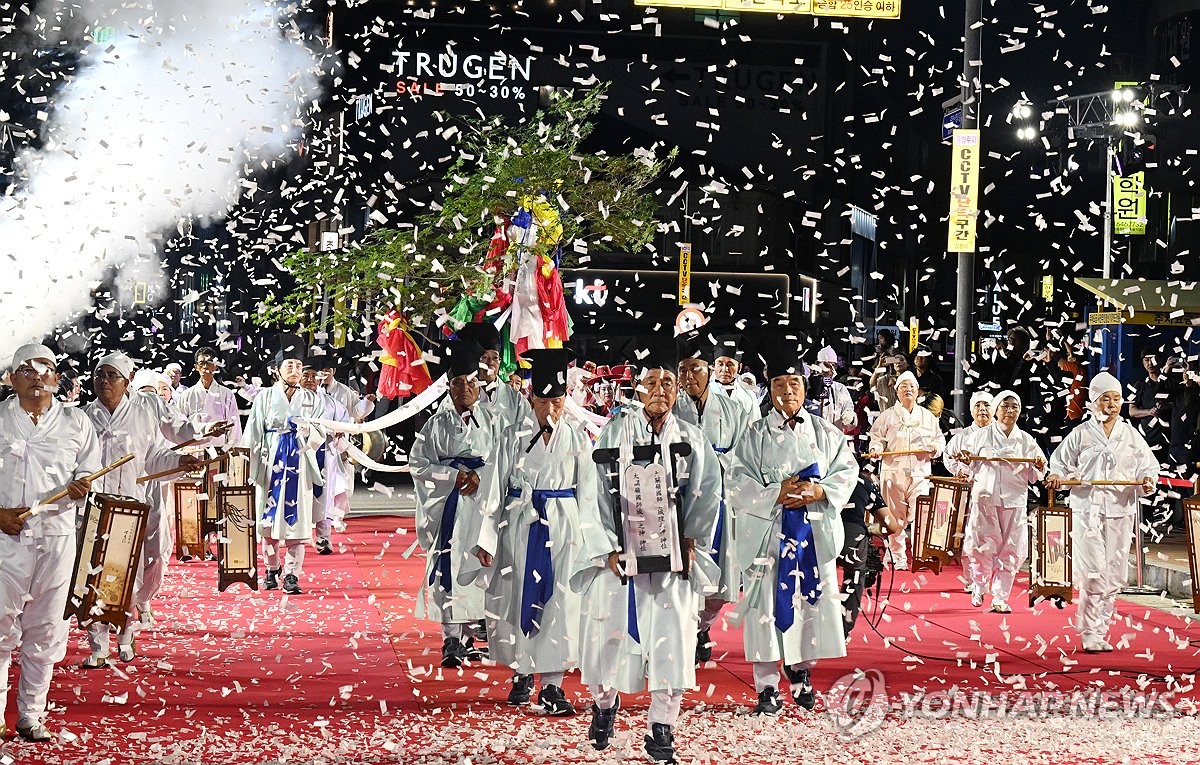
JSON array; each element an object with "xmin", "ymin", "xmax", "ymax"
[
  {"xmin": 714, "ymin": 334, "xmax": 760, "ymax": 418},
  {"xmin": 672, "ymin": 331, "xmax": 751, "ymax": 664},
  {"xmin": 726, "ymin": 343, "xmax": 858, "ymax": 715},
  {"xmin": 173, "ymin": 347, "xmax": 243, "ymax": 449},
  {"xmin": 472, "ymin": 348, "xmax": 595, "ymax": 716},
  {"xmin": 455, "ymin": 322, "xmax": 532, "ymax": 426},
  {"xmin": 302, "ymin": 364, "xmax": 352, "ymax": 556},
  {"xmin": 867, "ymin": 370, "xmax": 946, "ymax": 569},
  {"xmin": 410, "ymin": 339, "xmax": 501, "ymax": 668},
  {"xmin": 953, "ymin": 391, "xmax": 1046, "ymax": 612},
  {"xmin": 0, "ymin": 344, "xmax": 101, "ymax": 741},
  {"xmin": 316, "ymin": 354, "xmax": 376, "ymax": 423},
  {"xmin": 240, "ymin": 337, "xmax": 326, "ymax": 596},
  {"xmin": 813, "ymin": 346, "xmax": 857, "ymax": 435},
  {"xmin": 1046, "ymin": 373, "xmax": 1157, "ymax": 653},
  {"xmin": 571, "ymin": 354, "xmax": 721, "ymax": 764},
  {"xmin": 80, "ymin": 352, "xmax": 203, "ymax": 667}
]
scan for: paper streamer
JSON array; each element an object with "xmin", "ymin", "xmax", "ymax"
[
  {"xmin": 309, "ymin": 374, "xmax": 448, "ymax": 435},
  {"xmin": 344, "ymin": 441, "xmax": 409, "ymax": 473}
]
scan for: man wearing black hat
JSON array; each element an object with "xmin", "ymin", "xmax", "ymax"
[
  {"xmin": 573, "ymin": 341, "xmax": 722, "ymax": 764},
  {"xmin": 726, "ymin": 335, "xmax": 858, "ymax": 716},
  {"xmin": 672, "ymin": 331, "xmax": 752, "ymax": 665},
  {"xmin": 714, "ymin": 334, "xmax": 760, "ymax": 418},
  {"xmin": 453, "ymin": 322, "xmax": 532, "ymax": 426},
  {"xmin": 471, "ymin": 348, "xmax": 593, "ymax": 716},
  {"xmin": 240, "ymin": 334, "xmax": 328, "ymax": 596},
  {"xmin": 410, "ymin": 339, "xmax": 501, "ymax": 669}
]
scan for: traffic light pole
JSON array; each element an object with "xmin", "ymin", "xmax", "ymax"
[{"xmin": 952, "ymin": 0, "xmax": 982, "ymax": 422}]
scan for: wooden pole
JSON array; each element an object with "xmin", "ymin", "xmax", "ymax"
[
  {"xmin": 136, "ymin": 453, "xmax": 226, "ymax": 484},
  {"xmin": 19, "ymin": 453, "xmax": 136, "ymax": 519}
]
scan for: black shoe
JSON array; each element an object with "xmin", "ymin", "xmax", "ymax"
[
  {"xmin": 283, "ymin": 574, "xmax": 302, "ymax": 594},
  {"xmin": 695, "ymin": 627, "xmax": 713, "ymax": 664},
  {"xmin": 204, "ymin": 550, "xmax": 216, "ymax": 562},
  {"xmin": 588, "ymin": 695, "xmax": 620, "ymax": 750},
  {"xmin": 538, "ymin": 684, "xmax": 576, "ymax": 716},
  {"xmin": 463, "ymin": 635, "xmax": 487, "ymax": 661},
  {"xmin": 441, "ymin": 637, "xmax": 465, "ymax": 668},
  {"xmin": 471, "ymin": 620, "xmax": 488, "ymax": 643},
  {"xmin": 785, "ymin": 666, "xmax": 816, "ymax": 710},
  {"xmin": 264, "ymin": 567, "xmax": 282, "ymax": 590},
  {"xmin": 507, "ymin": 673, "xmax": 534, "ymax": 705},
  {"xmin": 15, "ymin": 721, "xmax": 53, "ymax": 742},
  {"xmin": 644, "ymin": 722, "xmax": 677, "ymax": 763},
  {"xmin": 753, "ymin": 686, "xmax": 782, "ymax": 715},
  {"xmin": 315, "ymin": 538, "xmax": 333, "ymax": 555}
]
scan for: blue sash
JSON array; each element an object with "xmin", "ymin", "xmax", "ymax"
[
  {"xmin": 265, "ymin": 419, "xmax": 301, "ymax": 526},
  {"xmin": 627, "ymin": 577, "xmax": 640, "ymax": 644},
  {"xmin": 312, "ymin": 443, "xmax": 327, "ymax": 499},
  {"xmin": 508, "ymin": 487, "xmax": 576, "ymax": 636},
  {"xmin": 712, "ymin": 445, "xmax": 730, "ymax": 563},
  {"xmin": 429, "ymin": 455, "xmax": 486, "ymax": 597},
  {"xmin": 776, "ymin": 462, "xmax": 823, "ymax": 633}
]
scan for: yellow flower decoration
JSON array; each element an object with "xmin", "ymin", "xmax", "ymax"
[{"xmin": 520, "ymin": 194, "xmax": 563, "ymax": 246}]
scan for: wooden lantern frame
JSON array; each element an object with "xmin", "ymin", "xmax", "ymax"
[
  {"xmin": 217, "ymin": 485, "xmax": 259, "ymax": 592},
  {"xmin": 66, "ymin": 493, "xmax": 150, "ymax": 628},
  {"xmin": 174, "ymin": 480, "xmax": 206, "ymax": 560},
  {"xmin": 1183, "ymin": 497, "xmax": 1200, "ymax": 614},
  {"xmin": 1029, "ymin": 494, "xmax": 1073, "ymax": 608}
]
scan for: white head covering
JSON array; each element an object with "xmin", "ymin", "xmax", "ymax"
[
  {"xmin": 816, "ymin": 346, "xmax": 838, "ymax": 365},
  {"xmin": 895, "ymin": 370, "xmax": 919, "ymax": 390},
  {"xmin": 130, "ymin": 369, "xmax": 161, "ymax": 392},
  {"xmin": 94, "ymin": 351, "xmax": 135, "ymax": 381},
  {"xmin": 969, "ymin": 391, "xmax": 993, "ymax": 410},
  {"xmin": 991, "ymin": 389, "xmax": 1021, "ymax": 417},
  {"xmin": 10, "ymin": 343, "xmax": 56, "ymax": 372},
  {"xmin": 1088, "ymin": 372, "xmax": 1121, "ymax": 403}
]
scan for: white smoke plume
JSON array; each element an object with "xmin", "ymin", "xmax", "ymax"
[{"xmin": 0, "ymin": 0, "xmax": 324, "ymax": 364}]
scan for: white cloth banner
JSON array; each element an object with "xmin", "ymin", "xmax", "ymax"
[{"xmin": 308, "ymin": 375, "xmax": 448, "ymax": 435}]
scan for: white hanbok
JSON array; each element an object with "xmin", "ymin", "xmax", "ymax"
[
  {"xmin": 312, "ymin": 392, "xmax": 352, "ymax": 535},
  {"xmin": 1048, "ymin": 417, "xmax": 1157, "ymax": 641},
  {"xmin": 174, "ymin": 380, "xmax": 244, "ymax": 449},
  {"xmin": 869, "ymin": 402, "xmax": 946, "ymax": 566},
  {"xmin": 958, "ymin": 422, "xmax": 1045, "ymax": 602},
  {"xmin": 473, "ymin": 413, "xmax": 597, "ymax": 674},
  {"xmin": 411, "ymin": 405, "xmax": 500, "ymax": 623},
  {"xmin": 726, "ymin": 409, "xmax": 857, "ymax": 667},
  {"xmin": 240, "ymin": 384, "xmax": 326, "ymax": 542},
  {"xmin": 719, "ymin": 382, "xmax": 760, "ymax": 419},
  {"xmin": 673, "ymin": 388, "xmax": 751, "ymax": 601},
  {"xmin": 322, "ymin": 379, "xmax": 375, "ymax": 422},
  {"xmin": 944, "ymin": 422, "xmax": 983, "ymax": 476},
  {"xmin": 570, "ymin": 410, "xmax": 722, "ymax": 694},
  {"xmin": 0, "ymin": 397, "xmax": 101, "ymax": 725}
]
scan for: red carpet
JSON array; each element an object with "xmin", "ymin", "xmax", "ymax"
[{"xmin": 4, "ymin": 515, "xmax": 1198, "ymax": 764}]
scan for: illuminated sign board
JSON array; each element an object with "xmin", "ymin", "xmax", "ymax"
[
  {"xmin": 393, "ymin": 49, "xmax": 536, "ymax": 100},
  {"xmin": 634, "ymin": 0, "xmax": 899, "ymax": 17}
]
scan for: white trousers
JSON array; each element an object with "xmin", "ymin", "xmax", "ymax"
[
  {"xmin": 751, "ymin": 658, "xmax": 817, "ymax": 693},
  {"xmin": 263, "ymin": 537, "xmax": 307, "ymax": 577},
  {"xmin": 1072, "ymin": 510, "xmax": 1134, "ymax": 642},
  {"xmin": 964, "ymin": 501, "xmax": 1029, "ymax": 603},
  {"xmin": 135, "ymin": 492, "xmax": 171, "ymax": 607},
  {"xmin": 588, "ymin": 684, "xmax": 683, "ymax": 729},
  {"xmin": 0, "ymin": 534, "xmax": 73, "ymax": 725},
  {"xmin": 881, "ymin": 470, "xmax": 928, "ymax": 527}
]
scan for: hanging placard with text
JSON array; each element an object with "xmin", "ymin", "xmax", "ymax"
[
  {"xmin": 678, "ymin": 243, "xmax": 692, "ymax": 305},
  {"xmin": 947, "ymin": 129, "xmax": 981, "ymax": 253},
  {"xmin": 1113, "ymin": 171, "xmax": 1147, "ymax": 236}
]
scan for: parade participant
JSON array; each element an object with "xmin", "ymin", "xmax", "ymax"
[
  {"xmin": 672, "ymin": 331, "xmax": 751, "ymax": 664},
  {"xmin": 953, "ymin": 391, "xmax": 1046, "ymax": 612},
  {"xmin": 944, "ymin": 392, "xmax": 993, "ymax": 477},
  {"xmin": 0, "ymin": 344, "xmax": 101, "ymax": 741},
  {"xmin": 472, "ymin": 348, "xmax": 594, "ymax": 716},
  {"xmin": 163, "ymin": 362, "xmax": 184, "ymax": 394},
  {"xmin": 867, "ymin": 371, "xmax": 946, "ymax": 569},
  {"xmin": 240, "ymin": 336, "xmax": 327, "ymax": 596},
  {"xmin": 714, "ymin": 335, "xmax": 759, "ymax": 417},
  {"xmin": 1046, "ymin": 373, "xmax": 1157, "ymax": 653},
  {"xmin": 454, "ymin": 322, "xmax": 532, "ymax": 425},
  {"xmin": 813, "ymin": 346, "xmax": 856, "ymax": 435},
  {"xmin": 315, "ymin": 351, "xmax": 376, "ymax": 423},
  {"xmin": 410, "ymin": 339, "xmax": 501, "ymax": 669},
  {"xmin": 80, "ymin": 352, "xmax": 204, "ymax": 667},
  {"xmin": 572, "ymin": 347, "xmax": 721, "ymax": 763},
  {"xmin": 726, "ymin": 338, "xmax": 858, "ymax": 715},
  {"xmin": 301, "ymin": 364, "xmax": 352, "ymax": 556},
  {"xmin": 174, "ymin": 347, "xmax": 243, "ymax": 449}
]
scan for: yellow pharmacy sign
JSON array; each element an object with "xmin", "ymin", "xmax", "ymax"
[{"xmin": 947, "ymin": 129, "xmax": 981, "ymax": 253}]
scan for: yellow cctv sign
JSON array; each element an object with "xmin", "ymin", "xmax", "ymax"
[{"xmin": 947, "ymin": 129, "xmax": 981, "ymax": 253}]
